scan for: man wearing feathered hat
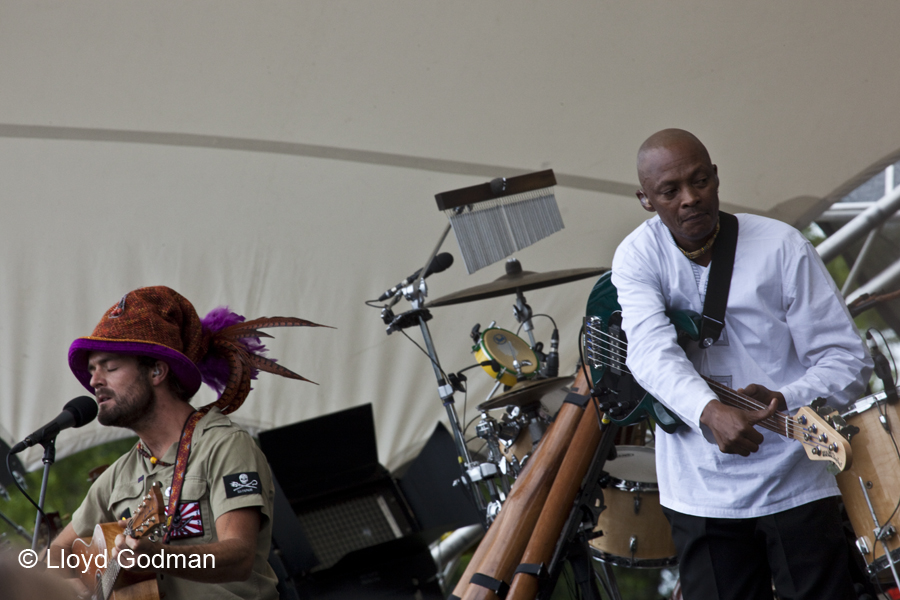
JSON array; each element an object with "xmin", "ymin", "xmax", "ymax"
[{"xmin": 49, "ymin": 286, "xmax": 323, "ymax": 599}]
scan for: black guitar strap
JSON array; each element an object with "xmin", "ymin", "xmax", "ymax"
[{"xmin": 699, "ymin": 211, "xmax": 738, "ymax": 349}]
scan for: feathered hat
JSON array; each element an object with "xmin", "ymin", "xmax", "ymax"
[{"xmin": 68, "ymin": 286, "xmax": 326, "ymax": 414}]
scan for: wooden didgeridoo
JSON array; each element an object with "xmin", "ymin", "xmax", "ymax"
[
  {"xmin": 449, "ymin": 408, "xmax": 549, "ymax": 599},
  {"xmin": 448, "ymin": 403, "xmax": 567, "ymax": 600},
  {"xmin": 458, "ymin": 370, "xmax": 592, "ymax": 600},
  {"xmin": 506, "ymin": 392, "xmax": 604, "ymax": 600}
]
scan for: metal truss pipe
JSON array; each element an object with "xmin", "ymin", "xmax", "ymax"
[
  {"xmin": 846, "ymin": 256, "xmax": 900, "ymax": 305},
  {"xmin": 816, "ymin": 184, "xmax": 900, "ymax": 264}
]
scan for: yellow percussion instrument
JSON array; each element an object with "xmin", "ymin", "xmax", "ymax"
[{"xmin": 472, "ymin": 328, "xmax": 540, "ymax": 386}]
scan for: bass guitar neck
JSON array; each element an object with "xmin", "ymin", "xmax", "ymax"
[
  {"xmin": 584, "ymin": 271, "xmax": 852, "ymax": 472},
  {"xmin": 701, "ymin": 375, "xmax": 851, "ymax": 472}
]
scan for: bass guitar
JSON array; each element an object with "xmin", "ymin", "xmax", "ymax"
[
  {"xmin": 583, "ymin": 271, "xmax": 852, "ymax": 472},
  {"xmin": 71, "ymin": 481, "xmax": 166, "ymax": 600}
]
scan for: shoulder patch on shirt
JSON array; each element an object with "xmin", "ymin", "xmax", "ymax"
[{"xmin": 223, "ymin": 472, "xmax": 261, "ymax": 498}]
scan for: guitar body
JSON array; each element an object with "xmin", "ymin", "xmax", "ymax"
[
  {"xmin": 584, "ymin": 271, "xmax": 689, "ymax": 433},
  {"xmin": 72, "ymin": 523, "xmax": 159, "ymax": 600},
  {"xmin": 70, "ymin": 481, "xmax": 166, "ymax": 600},
  {"xmin": 584, "ymin": 272, "xmax": 852, "ymax": 471}
]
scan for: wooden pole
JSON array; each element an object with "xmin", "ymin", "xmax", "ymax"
[
  {"xmin": 506, "ymin": 393, "xmax": 604, "ymax": 600},
  {"xmin": 458, "ymin": 370, "xmax": 592, "ymax": 600}
]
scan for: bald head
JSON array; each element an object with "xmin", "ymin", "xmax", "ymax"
[{"xmin": 637, "ymin": 129, "xmax": 711, "ymax": 188}]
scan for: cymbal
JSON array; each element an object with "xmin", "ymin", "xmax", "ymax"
[
  {"xmin": 478, "ymin": 376, "xmax": 574, "ymax": 411},
  {"xmin": 426, "ymin": 259, "xmax": 608, "ymax": 307}
]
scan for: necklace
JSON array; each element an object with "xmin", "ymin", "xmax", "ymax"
[
  {"xmin": 678, "ymin": 220, "xmax": 720, "ymax": 260},
  {"xmin": 137, "ymin": 442, "xmax": 174, "ymax": 467}
]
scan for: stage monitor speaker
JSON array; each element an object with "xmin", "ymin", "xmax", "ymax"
[
  {"xmin": 259, "ymin": 404, "xmax": 418, "ymax": 571},
  {"xmin": 396, "ymin": 422, "xmax": 483, "ymax": 538},
  {"xmin": 259, "ymin": 403, "xmax": 382, "ymax": 504},
  {"xmin": 270, "ymin": 471, "xmax": 318, "ymax": 576}
]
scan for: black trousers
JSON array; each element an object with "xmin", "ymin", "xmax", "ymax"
[{"xmin": 663, "ymin": 497, "xmax": 855, "ymax": 600}]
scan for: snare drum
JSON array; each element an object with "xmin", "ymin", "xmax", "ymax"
[
  {"xmin": 472, "ymin": 328, "xmax": 540, "ymax": 386},
  {"xmin": 591, "ymin": 446, "xmax": 677, "ymax": 568},
  {"xmin": 837, "ymin": 392, "xmax": 900, "ymax": 575}
]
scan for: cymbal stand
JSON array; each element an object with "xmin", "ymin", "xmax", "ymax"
[
  {"xmin": 513, "ymin": 289, "xmax": 537, "ymax": 348},
  {"xmin": 401, "ymin": 221, "xmax": 515, "ymax": 524}
]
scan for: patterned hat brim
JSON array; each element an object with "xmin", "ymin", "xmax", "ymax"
[{"xmin": 68, "ymin": 337, "xmax": 203, "ymax": 397}]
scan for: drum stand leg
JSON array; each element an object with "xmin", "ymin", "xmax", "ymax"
[
  {"xmin": 857, "ymin": 476, "xmax": 900, "ymax": 589},
  {"xmin": 595, "ymin": 560, "xmax": 623, "ymax": 600}
]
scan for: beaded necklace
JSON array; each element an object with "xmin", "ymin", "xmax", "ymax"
[
  {"xmin": 136, "ymin": 441, "xmax": 174, "ymax": 467},
  {"xmin": 677, "ymin": 220, "xmax": 720, "ymax": 261}
]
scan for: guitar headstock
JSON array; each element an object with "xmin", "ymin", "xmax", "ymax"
[
  {"xmin": 792, "ymin": 406, "xmax": 853, "ymax": 474},
  {"xmin": 124, "ymin": 481, "xmax": 167, "ymax": 543}
]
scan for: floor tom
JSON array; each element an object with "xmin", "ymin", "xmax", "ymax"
[{"xmin": 591, "ymin": 445, "xmax": 677, "ymax": 568}]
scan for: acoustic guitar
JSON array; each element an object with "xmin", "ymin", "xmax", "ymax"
[
  {"xmin": 583, "ymin": 271, "xmax": 853, "ymax": 473},
  {"xmin": 70, "ymin": 481, "xmax": 166, "ymax": 600}
]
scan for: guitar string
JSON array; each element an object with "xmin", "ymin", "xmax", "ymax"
[
  {"xmin": 586, "ymin": 329, "xmax": 792, "ymax": 436},
  {"xmin": 584, "ymin": 326, "xmax": 845, "ymax": 458},
  {"xmin": 585, "ymin": 327, "xmax": 796, "ymax": 437}
]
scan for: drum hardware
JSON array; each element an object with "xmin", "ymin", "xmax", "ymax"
[
  {"xmin": 857, "ymin": 475, "xmax": 900, "ymax": 589},
  {"xmin": 474, "ymin": 413, "xmax": 513, "ymax": 495}
]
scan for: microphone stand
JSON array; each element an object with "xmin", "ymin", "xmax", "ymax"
[
  {"xmin": 31, "ymin": 437, "xmax": 56, "ymax": 551},
  {"xmin": 0, "ymin": 508, "xmax": 31, "ymax": 542}
]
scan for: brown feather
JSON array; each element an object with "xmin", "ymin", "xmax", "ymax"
[
  {"xmin": 218, "ymin": 317, "xmax": 333, "ymax": 338},
  {"xmin": 247, "ymin": 353, "xmax": 317, "ymax": 385}
]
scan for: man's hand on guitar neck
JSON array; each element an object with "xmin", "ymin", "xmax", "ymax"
[{"xmin": 700, "ymin": 384, "xmax": 785, "ymax": 457}]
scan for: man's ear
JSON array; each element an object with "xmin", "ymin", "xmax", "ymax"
[
  {"xmin": 151, "ymin": 361, "xmax": 169, "ymax": 385},
  {"xmin": 636, "ymin": 190, "xmax": 655, "ymax": 212}
]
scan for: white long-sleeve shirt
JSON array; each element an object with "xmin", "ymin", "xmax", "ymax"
[{"xmin": 611, "ymin": 213, "xmax": 872, "ymax": 518}]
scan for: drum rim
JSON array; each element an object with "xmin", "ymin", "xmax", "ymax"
[
  {"xmin": 590, "ymin": 549, "xmax": 678, "ymax": 569},
  {"xmin": 602, "ymin": 445, "xmax": 659, "ymax": 489}
]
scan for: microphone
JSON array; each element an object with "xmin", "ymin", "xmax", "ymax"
[
  {"xmin": 10, "ymin": 396, "xmax": 98, "ymax": 454},
  {"xmin": 377, "ymin": 253, "xmax": 454, "ymax": 301},
  {"xmin": 544, "ymin": 328, "xmax": 560, "ymax": 378},
  {"xmin": 867, "ymin": 332, "xmax": 898, "ymax": 404}
]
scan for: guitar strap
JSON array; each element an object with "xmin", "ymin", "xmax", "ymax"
[
  {"xmin": 699, "ymin": 211, "xmax": 738, "ymax": 349},
  {"xmin": 162, "ymin": 407, "xmax": 210, "ymax": 543}
]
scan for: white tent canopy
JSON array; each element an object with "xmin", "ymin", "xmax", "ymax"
[{"xmin": 3, "ymin": 1, "xmax": 900, "ymax": 470}]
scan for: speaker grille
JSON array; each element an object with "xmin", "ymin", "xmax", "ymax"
[{"xmin": 297, "ymin": 492, "xmax": 405, "ymax": 570}]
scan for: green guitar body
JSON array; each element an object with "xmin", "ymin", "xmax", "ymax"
[{"xmin": 584, "ymin": 271, "xmax": 698, "ymax": 433}]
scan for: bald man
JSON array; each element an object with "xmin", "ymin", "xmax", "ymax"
[{"xmin": 610, "ymin": 129, "xmax": 872, "ymax": 599}]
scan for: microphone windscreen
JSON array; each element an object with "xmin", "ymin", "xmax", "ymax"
[
  {"xmin": 64, "ymin": 395, "xmax": 99, "ymax": 427},
  {"xmin": 428, "ymin": 252, "xmax": 454, "ymax": 275}
]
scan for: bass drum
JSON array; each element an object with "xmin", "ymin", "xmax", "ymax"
[
  {"xmin": 591, "ymin": 446, "xmax": 677, "ymax": 568},
  {"xmin": 472, "ymin": 328, "xmax": 540, "ymax": 386},
  {"xmin": 837, "ymin": 393, "xmax": 900, "ymax": 577}
]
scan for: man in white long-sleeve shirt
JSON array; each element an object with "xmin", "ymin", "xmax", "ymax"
[{"xmin": 611, "ymin": 128, "xmax": 872, "ymax": 599}]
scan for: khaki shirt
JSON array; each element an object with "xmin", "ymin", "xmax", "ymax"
[{"xmin": 71, "ymin": 408, "xmax": 278, "ymax": 600}]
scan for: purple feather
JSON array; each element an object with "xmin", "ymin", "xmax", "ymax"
[{"xmin": 199, "ymin": 306, "xmax": 269, "ymax": 395}]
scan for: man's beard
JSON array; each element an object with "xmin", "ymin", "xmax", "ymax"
[{"xmin": 98, "ymin": 374, "xmax": 156, "ymax": 429}]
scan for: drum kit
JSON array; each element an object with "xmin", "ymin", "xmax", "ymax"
[{"xmin": 371, "ymin": 250, "xmax": 682, "ymax": 597}]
